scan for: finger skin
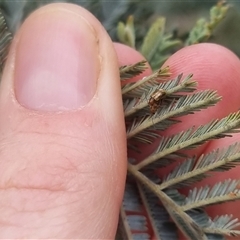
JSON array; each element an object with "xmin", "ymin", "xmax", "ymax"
[
  {"xmin": 0, "ymin": 3, "xmax": 133, "ymax": 238},
  {"xmin": 0, "ymin": 3, "xmax": 151, "ymax": 238}
]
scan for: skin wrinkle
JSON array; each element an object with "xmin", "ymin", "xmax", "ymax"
[
  {"xmin": 0, "ymin": 189, "xmax": 88, "ymax": 220},
  {"xmin": 0, "ymin": 146, "xmax": 94, "ymax": 192},
  {"xmin": 10, "ymin": 130, "xmax": 86, "ymax": 140},
  {"xmin": 1, "ymin": 102, "xmax": 102, "ymax": 144},
  {"xmin": 2, "ymin": 120, "xmax": 93, "ymax": 151},
  {"xmin": 108, "ymin": 131, "xmax": 127, "ymax": 201},
  {"xmin": 72, "ymin": 124, "xmax": 120, "ymax": 234},
  {"xmin": 2, "ymin": 124, "xmax": 104, "ymax": 186},
  {"xmin": 0, "ymin": 191, "xmax": 93, "ymax": 235},
  {"xmin": 1, "ymin": 221, "xmax": 69, "ymax": 238},
  {"xmin": 0, "ymin": 120, "xmax": 81, "ymax": 154},
  {"xmin": 4, "ymin": 113, "xmax": 91, "ymax": 140},
  {"xmin": 107, "ymin": 141, "xmax": 125, "ymax": 199},
  {"xmin": 95, "ymin": 122, "xmax": 123, "ymax": 200},
  {"xmin": 31, "ymin": 203, "xmax": 82, "ymax": 225},
  {"xmin": 0, "ymin": 119, "xmax": 113, "ymax": 194}
]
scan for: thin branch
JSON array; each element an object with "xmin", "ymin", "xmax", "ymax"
[
  {"xmin": 122, "ymin": 66, "xmax": 170, "ymax": 97},
  {"xmin": 181, "ymin": 179, "xmax": 240, "ymax": 211},
  {"xmin": 159, "ymin": 143, "xmax": 240, "ymax": 190},
  {"xmin": 182, "ymin": 192, "xmax": 240, "ymax": 211},
  {"xmin": 128, "ymin": 163, "xmax": 208, "ymax": 240},
  {"xmin": 127, "ymin": 90, "xmax": 221, "ymax": 140},
  {"xmin": 120, "ymin": 60, "xmax": 148, "ymax": 80}
]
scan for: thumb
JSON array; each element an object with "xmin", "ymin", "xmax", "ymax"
[{"xmin": 0, "ymin": 3, "xmax": 126, "ymax": 239}]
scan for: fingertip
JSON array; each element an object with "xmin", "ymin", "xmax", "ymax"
[
  {"xmin": 163, "ymin": 43, "xmax": 240, "ymax": 119},
  {"xmin": 113, "ymin": 43, "xmax": 149, "ymax": 67},
  {"xmin": 163, "ymin": 43, "xmax": 240, "ymax": 92},
  {"xmin": 113, "ymin": 42, "xmax": 152, "ymax": 82}
]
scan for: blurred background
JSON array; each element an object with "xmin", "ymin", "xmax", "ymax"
[{"xmin": 0, "ymin": 0, "xmax": 240, "ymax": 56}]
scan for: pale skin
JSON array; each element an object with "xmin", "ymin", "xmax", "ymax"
[{"xmin": 0, "ymin": 3, "xmax": 240, "ymax": 239}]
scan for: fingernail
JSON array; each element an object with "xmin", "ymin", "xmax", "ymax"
[{"xmin": 14, "ymin": 9, "xmax": 99, "ymax": 111}]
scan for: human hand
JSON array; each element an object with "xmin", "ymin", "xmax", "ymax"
[{"xmin": 0, "ymin": 2, "xmax": 240, "ymax": 239}]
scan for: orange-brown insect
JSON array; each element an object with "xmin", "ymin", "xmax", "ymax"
[
  {"xmin": 228, "ymin": 192, "xmax": 238, "ymax": 197},
  {"xmin": 148, "ymin": 89, "xmax": 166, "ymax": 114}
]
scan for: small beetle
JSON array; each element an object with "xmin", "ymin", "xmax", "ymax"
[
  {"xmin": 228, "ymin": 192, "xmax": 238, "ymax": 197},
  {"xmin": 148, "ymin": 89, "xmax": 166, "ymax": 114}
]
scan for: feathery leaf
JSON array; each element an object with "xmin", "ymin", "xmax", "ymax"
[
  {"xmin": 136, "ymin": 112, "xmax": 240, "ymax": 170},
  {"xmin": 182, "ymin": 179, "xmax": 240, "ymax": 210},
  {"xmin": 138, "ymin": 184, "xmax": 178, "ymax": 239},
  {"xmin": 126, "ymin": 90, "xmax": 221, "ymax": 143},
  {"xmin": 159, "ymin": 143, "xmax": 240, "ymax": 190},
  {"xmin": 124, "ymin": 73, "xmax": 196, "ymax": 117},
  {"xmin": 0, "ymin": 9, "xmax": 12, "ymax": 73},
  {"xmin": 185, "ymin": 0, "xmax": 229, "ymax": 45},
  {"xmin": 122, "ymin": 66, "xmax": 171, "ymax": 97},
  {"xmin": 117, "ymin": 15, "xmax": 135, "ymax": 48},
  {"xmin": 140, "ymin": 17, "xmax": 165, "ymax": 63},
  {"xmin": 120, "ymin": 60, "xmax": 148, "ymax": 80}
]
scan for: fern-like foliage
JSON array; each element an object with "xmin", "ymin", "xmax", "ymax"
[
  {"xmin": 117, "ymin": 2, "xmax": 239, "ymax": 239},
  {"xmin": 0, "ymin": 9, "xmax": 12, "ymax": 73},
  {"xmin": 185, "ymin": 0, "xmax": 229, "ymax": 45},
  {"xmin": 119, "ymin": 57, "xmax": 240, "ymax": 239},
  {"xmin": 117, "ymin": 0, "xmax": 229, "ymax": 71},
  {"xmin": 117, "ymin": 3, "xmax": 236, "ymax": 239}
]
